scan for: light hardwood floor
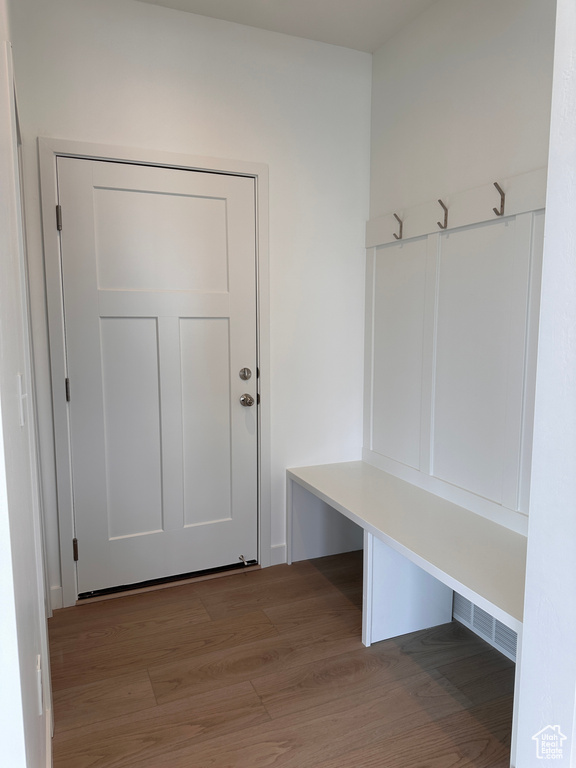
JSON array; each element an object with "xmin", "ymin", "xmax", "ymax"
[{"xmin": 49, "ymin": 551, "xmax": 514, "ymax": 767}]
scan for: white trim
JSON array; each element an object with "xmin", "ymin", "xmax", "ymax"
[
  {"xmin": 49, "ymin": 585, "xmax": 63, "ymax": 611},
  {"xmin": 510, "ymin": 627, "xmax": 523, "ymax": 767},
  {"xmin": 420, "ymin": 232, "xmax": 439, "ymax": 475},
  {"xmin": 286, "ymin": 476, "xmax": 294, "ymax": 565},
  {"xmin": 514, "ymin": 3, "xmax": 576, "ymax": 763},
  {"xmin": 362, "ymin": 247, "xmax": 375, "ymax": 459},
  {"xmin": 366, "ymin": 167, "xmax": 547, "ymax": 248},
  {"xmin": 1, "ymin": 41, "xmax": 51, "ymax": 767},
  {"xmin": 0, "ymin": 40, "xmax": 28, "ymax": 768},
  {"xmin": 500, "ymin": 212, "xmax": 535, "ymax": 511},
  {"xmin": 361, "ymin": 529, "xmax": 373, "ymax": 647},
  {"xmin": 255, "ymin": 171, "xmax": 272, "ymax": 568},
  {"xmin": 39, "ymin": 137, "xmax": 267, "ymax": 179},
  {"xmin": 45, "ymin": 704, "xmax": 53, "ymax": 762},
  {"xmin": 38, "ymin": 138, "xmax": 271, "ymax": 606},
  {"xmin": 518, "ymin": 211, "xmax": 545, "ymax": 514},
  {"xmin": 269, "ymin": 543, "xmax": 286, "ymax": 566}
]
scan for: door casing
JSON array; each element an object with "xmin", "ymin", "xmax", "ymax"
[{"xmin": 39, "ymin": 138, "xmax": 271, "ymax": 608}]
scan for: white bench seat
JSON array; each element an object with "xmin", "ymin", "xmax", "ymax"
[{"xmin": 287, "ymin": 461, "xmax": 526, "ymax": 641}]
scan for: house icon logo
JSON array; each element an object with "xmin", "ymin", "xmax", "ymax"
[{"xmin": 532, "ymin": 725, "xmax": 567, "ymax": 760}]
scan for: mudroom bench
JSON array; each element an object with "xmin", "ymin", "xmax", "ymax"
[{"xmin": 286, "ymin": 461, "xmax": 526, "ymax": 647}]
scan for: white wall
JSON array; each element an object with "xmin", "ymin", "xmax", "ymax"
[
  {"xmin": 370, "ymin": 0, "xmax": 555, "ymax": 219},
  {"xmin": 515, "ymin": 0, "xmax": 576, "ymax": 763},
  {"xmin": 0, "ymin": 1, "xmax": 50, "ymax": 764},
  {"xmin": 6, "ymin": 0, "xmax": 576, "ymax": 765},
  {"xmin": 364, "ymin": 0, "xmax": 555, "ymax": 530},
  {"xmin": 366, "ymin": 3, "xmax": 559, "ymax": 764},
  {"xmin": 9, "ymin": 0, "xmax": 371, "ymax": 595}
]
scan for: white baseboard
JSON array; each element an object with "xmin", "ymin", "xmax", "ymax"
[
  {"xmin": 45, "ymin": 707, "xmax": 53, "ymax": 766},
  {"xmin": 50, "ymin": 585, "xmax": 63, "ymax": 612},
  {"xmin": 270, "ymin": 544, "xmax": 287, "ymax": 566}
]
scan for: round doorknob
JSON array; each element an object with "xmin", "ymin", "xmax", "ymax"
[{"xmin": 240, "ymin": 393, "xmax": 255, "ymax": 407}]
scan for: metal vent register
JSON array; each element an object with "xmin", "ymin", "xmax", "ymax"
[{"xmin": 453, "ymin": 593, "xmax": 517, "ymax": 661}]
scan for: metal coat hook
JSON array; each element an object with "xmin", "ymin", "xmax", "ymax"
[
  {"xmin": 437, "ymin": 199, "xmax": 448, "ymax": 230},
  {"xmin": 493, "ymin": 182, "xmax": 505, "ymax": 217},
  {"xmin": 393, "ymin": 213, "xmax": 403, "ymax": 240}
]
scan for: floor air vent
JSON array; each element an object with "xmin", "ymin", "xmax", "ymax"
[{"xmin": 453, "ymin": 593, "xmax": 517, "ymax": 662}]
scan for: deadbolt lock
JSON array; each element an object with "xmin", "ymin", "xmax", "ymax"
[{"xmin": 239, "ymin": 367, "xmax": 252, "ymax": 381}]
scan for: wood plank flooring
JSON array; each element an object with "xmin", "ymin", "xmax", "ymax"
[{"xmin": 49, "ymin": 551, "xmax": 514, "ymax": 767}]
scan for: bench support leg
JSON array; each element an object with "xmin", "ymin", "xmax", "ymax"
[{"xmin": 362, "ymin": 532, "xmax": 454, "ymax": 646}]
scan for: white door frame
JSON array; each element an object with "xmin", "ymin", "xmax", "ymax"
[{"xmin": 39, "ymin": 138, "xmax": 271, "ymax": 607}]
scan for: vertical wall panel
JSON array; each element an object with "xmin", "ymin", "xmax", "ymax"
[
  {"xmin": 371, "ymin": 237, "xmax": 428, "ymax": 469},
  {"xmin": 432, "ymin": 219, "xmax": 517, "ymax": 503}
]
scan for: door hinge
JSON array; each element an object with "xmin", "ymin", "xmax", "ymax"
[
  {"xmin": 56, "ymin": 204, "xmax": 63, "ymax": 231},
  {"xmin": 73, "ymin": 538, "xmax": 79, "ymax": 561},
  {"xmin": 65, "ymin": 377, "xmax": 71, "ymax": 402}
]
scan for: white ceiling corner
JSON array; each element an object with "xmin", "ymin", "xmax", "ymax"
[{"xmin": 134, "ymin": 0, "xmax": 438, "ymax": 53}]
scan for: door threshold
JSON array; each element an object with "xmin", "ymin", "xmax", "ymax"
[{"xmin": 76, "ymin": 561, "xmax": 260, "ymax": 604}]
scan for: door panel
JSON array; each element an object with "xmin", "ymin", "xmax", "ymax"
[
  {"xmin": 181, "ymin": 318, "xmax": 232, "ymax": 526},
  {"xmin": 93, "ymin": 186, "xmax": 229, "ymax": 292},
  {"xmin": 57, "ymin": 157, "xmax": 258, "ymax": 594},
  {"xmin": 100, "ymin": 317, "xmax": 163, "ymax": 539}
]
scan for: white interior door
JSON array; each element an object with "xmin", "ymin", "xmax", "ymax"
[{"xmin": 57, "ymin": 157, "xmax": 258, "ymax": 595}]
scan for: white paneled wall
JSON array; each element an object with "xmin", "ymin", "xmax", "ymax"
[
  {"xmin": 364, "ymin": 198, "xmax": 544, "ymax": 534},
  {"xmin": 433, "ymin": 217, "xmax": 530, "ymax": 507},
  {"xmin": 371, "ymin": 236, "xmax": 428, "ymax": 470}
]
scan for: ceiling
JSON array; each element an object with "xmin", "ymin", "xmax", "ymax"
[{"xmin": 135, "ymin": 0, "xmax": 438, "ymax": 53}]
